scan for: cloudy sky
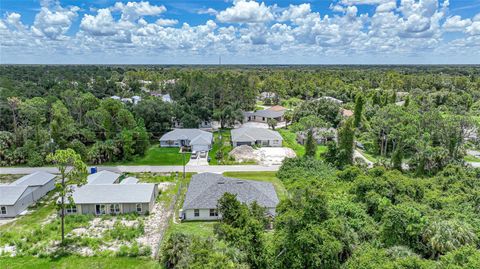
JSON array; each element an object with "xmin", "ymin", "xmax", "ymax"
[{"xmin": 1, "ymin": 0, "xmax": 479, "ymax": 64}]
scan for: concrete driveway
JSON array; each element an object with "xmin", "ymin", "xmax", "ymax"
[{"xmin": 187, "ymin": 153, "xmax": 209, "ymax": 166}]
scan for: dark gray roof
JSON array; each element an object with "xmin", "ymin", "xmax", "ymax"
[
  {"xmin": 159, "ymin": 129, "xmax": 213, "ymax": 146},
  {"xmin": 182, "ymin": 173, "xmax": 279, "ymax": 210},
  {"xmin": 0, "ymin": 185, "xmax": 28, "ymax": 205},
  {"xmin": 11, "ymin": 171, "xmax": 56, "ymax": 187},
  {"xmin": 231, "ymin": 127, "xmax": 283, "ymax": 142}
]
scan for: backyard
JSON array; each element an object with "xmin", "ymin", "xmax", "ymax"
[{"xmin": 278, "ymin": 128, "xmax": 327, "ymax": 159}]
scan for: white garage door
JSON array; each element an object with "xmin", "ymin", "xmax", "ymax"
[{"xmin": 192, "ymin": 144, "xmax": 209, "ymax": 152}]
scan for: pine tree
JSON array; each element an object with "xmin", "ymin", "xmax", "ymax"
[
  {"xmin": 305, "ymin": 129, "xmax": 317, "ymax": 157},
  {"xmin": 354, "ymin": 94, "xmax": 364, "ymax": 128},
  {"xmin": 337, "ymin": 118, "xmax": 355, "ymax": 167}
]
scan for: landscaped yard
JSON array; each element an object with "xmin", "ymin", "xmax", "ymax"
[
  {"xmin": 108, "ymin": 145, "xmax": 190, "ymax": 166},
  {"xmin": 278, "ymin": 128, "xmax": 327, "ymax": 159},
  {"xmin": 465, "ymin": 154, "xmax": 480, "ymax": 162}
]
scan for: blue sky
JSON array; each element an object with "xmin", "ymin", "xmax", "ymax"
[{"xmin": 1, "ymin": 0, "xmax": 479, "ymax": 64}]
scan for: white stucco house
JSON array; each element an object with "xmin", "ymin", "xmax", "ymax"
[
  {"xmin": 63, "ymin": 171, "xmax": 158, "ymax": 215},
  {"xmin": 159, "ymin": 129, "xmax": 213, "ymax": 152},
  {"xmin": 231, "ymin": 127, "xmax": 283, "ymax": 147},
  {"xmin": 181, "ymin": 173, "xmax": 279, "ymax": 221},
  {"xmin": 0, "ymin": 172, "xmax": 56, "ymax": 218}
]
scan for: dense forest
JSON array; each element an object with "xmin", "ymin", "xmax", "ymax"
[{"xmin": 0, "ymin": 65, "xmax": 478, "ymax": 168}]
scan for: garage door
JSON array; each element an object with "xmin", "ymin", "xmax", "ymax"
[
  {"xmin": 192, "ymin": 144, "xmax": 209, "ymax": 152},
  {"xmin": 236, "ymin": 142, "xmax": 253, "ymax": 146}
]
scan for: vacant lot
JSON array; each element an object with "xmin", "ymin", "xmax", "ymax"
[
  {"xmin": 0, "ymin": 256, "xmax": 161, "ymax": 269},
  {"xmin": 108, "ymin": 146, "xmax": 190, "ymax": 166},
  {"xmin": 278, "ymin": 128, "xmax": 327, "ymax": 159}
]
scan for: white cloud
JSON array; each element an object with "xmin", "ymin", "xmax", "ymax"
[
  {"xmin": 198, "ymin": 8, "xmax": 218, "ymax": 16},
  {"xmin": 217, "ymin": 0, "xmax": 274, "ymax": 23},
  {"xmin": 279, "ymin": 3, "xmax": 311, "ymax": 21},
  {"xmin": 443, "ymin": 16, "xmax": 471, "ymax": 32},
  {"xmin": 1, "ymin": 0, "xmax": 479, "ymax": 64},
  {"xmin": 113, "ymin": 1, "xmax": 166, "ymax": 21},
  {"xmin": 30, "ymin": 2, "xmax": 79, "ymax": 39},
  {"xmin": 466, "ymin": 21, "xmax": 480, "ymax": 35},
  {"xmin": 376, "ymin": 1, "xmax": 397, "ymax": 12},
  {"xmin": 156, "ymin": 19, "xmax": 178, "ymax": 26},
  {"xmin": 80, "ymin": 8, "xmax": 119, "ymax": 36}
]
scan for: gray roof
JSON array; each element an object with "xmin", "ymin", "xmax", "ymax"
[
  {"xmin": 159, "ymin": 129, "xmax": 213, "ymax": 146},
  {"xmin": 70, "ymin": 184, "xmax": 156, "ymax": 204},
  {"xmin": 231, "ymin": 127, "xmax": 283, "ymax": 142},
  {"xmin": 252, "ymin": 108, "xmax": 284, "ymax": 118},
  {"xmin": 87, "ymin": 171, "xmax": 120, "ymax": 185},
  {"xmin": 0, "ymin": 185, "xmax": 28, "ymax": 205},
  {"xmin": 182, "ymin": 173, "xmax": 279, "ymax": 210},
  {"xmin": 11, "ymin": 171, "xmax": 56, "ymax": 187},
  {"xmin": 120, "ymin": 177, "xmax": 139, "ymax": 184}
]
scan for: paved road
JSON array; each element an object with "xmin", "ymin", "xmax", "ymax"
[{"xmin": 0, "ymin": 165, "xmax": 281, "ymax": 175}]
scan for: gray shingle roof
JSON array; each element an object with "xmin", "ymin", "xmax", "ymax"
[
  {"xmin": 252, "ymin": 108, "xmax": 285, "ymax": 118},
  {"xmin": 231, "ymin": 127, "xmax": 283, "ymax": 142},
  {"xmin": 70, "ymin": 184, "xmax": 156, "ymax": 204},
  {"xmin": 87, "ymin": 171, "xmax": 120, "ymax": 185},
  {"xmin": 159, "ymin": 129, "xmax": 213, "ymax": 146},
  {"xmin": 0, "ymin": 185, "xmax": 28, "ymax": 205},
  {"xmin": 182, "ymin": 173, "xmax": 279, "ymax": 210},
  {"xmin": 11, "ymin": 171, "xmax": 56, "ymax": 187}
]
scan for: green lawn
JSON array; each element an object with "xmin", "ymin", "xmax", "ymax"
[
  {"xmin": 356, "ymin": 149, "xmax": 378, "ymax": 163},
  {"xmin": 223, "ymin": 171, "xmax": 288, "ymax": 200},
  {"xmin": 465, "ymin": 155, "xmax": 480, "ymax": 162},
  {"xmin": 0, "ymin": 256, "xmax": 162, "ymax": 269},
  {"xmin": 168, "ymin": 221, "xmax": 216, "ymax": 238},
  {"xmin": 278, "ymin": 128, "xmax": 327, "ymax": 159},
  {"xmin": 109, "ymin": 145, "xmax": 190, "ymax": 166}
]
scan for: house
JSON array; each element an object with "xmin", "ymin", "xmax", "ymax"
[
  {"xmin": 296, "ymin": 128, "xmax": 337, "ymax": 145},
  {"xmin": 0, "ymin": 172, "xmax": 56, "ymax": 218},
  {"xmin": 159, "ymin": 129, "xmax": 213, "ymax": 152},
  {"xmin": 64, "ymin": 171, "xmax": 158, "ymax": 215},
  {"xmin": 110, "ymin": 95, "xmax": 121, "ymax": 100},
  {"xmin": 318, "ymin": 96, "xmax": 343, "ymax": 104},
  {"xmin": 341, "ymin": 108, "xmax": 354, "ymax": 117},
  {"xmin": 121, "ymin": 97, "xmax": 133, "ymax": 104},
  {"xmin": 132, "ymin": 96, "xmax": 142, "ymax": 105},
  {"xmin": 244, "ymin": 105, "xmax": 287, "ymax": 123},
  {"xmin": 231, "ymin": 127, "xmax": 283, "ymax": 147},
  {"xmin": 181, "ymin": 173, "xmax": 279, "ymax": 220}
]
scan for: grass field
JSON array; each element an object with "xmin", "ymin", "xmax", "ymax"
[
  {"xmin": 465, "ymin": 155, "xmax": 480, "ymax": 162},
  {"xmin": 109, "ymin": 146, "xmax": 190, "ymax": 166},
  {"xmin": 278, "ymin": 128, "xmax": 327, "ymax": 159},
  {"xmin": 0, "ymin": 256, "xmax": 162, "ymax": 269},
  {"xmin": 208, "ymin": 129, "xmax": 233, "ymax": 164}
]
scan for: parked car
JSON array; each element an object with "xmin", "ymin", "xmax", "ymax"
[
  {"xmin": 200, "ymin": 151, "xmax": 207, "ymax": 158},
  {"xmin": 191, "ymin": 152, "xmax": 198, "ymax": 159}
]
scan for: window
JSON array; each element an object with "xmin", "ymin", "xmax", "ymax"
[
  {"xmin": 0, "ymin": 206, "xmax": 6, "ymax": 215},
  {"xmin": 262, "ymin": 117, "xmax": 265, "ymax": 121},
  {"xmin": 96, "ymin": 204, "xmax": 106, "ymax": 215},
  {"xmin": 136, "ymin": 204, "xmax": 142, "ymax": 213},
  {"xmin": 194, "ymin": 209, "xmax": 200, "ymax": 217},
  {"xmin": 209, "ymin": 209, "xmax": 218, "ymax": 217},
  {"xmin": 110, "ymin": 204, "xmax": 120, "ymax": 214},
  {"xmin": 66, "ymin": 206, "xmax": 77, "ymax": 214}
]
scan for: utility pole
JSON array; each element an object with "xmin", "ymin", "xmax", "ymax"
[{"xmin": 181, "ymin": 146, "xmax": 186, "ymax": 179}]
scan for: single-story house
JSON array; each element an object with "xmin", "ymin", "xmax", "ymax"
[
  {"xmin": 181, "ymin": 173, "xmax": 279, "ymax": 220},
  {"xmin": 231, "ymin": 127, "xmax": 283, "ymax": 147},
  {"xmin": 296, "ymin": 128, "xmax": 337, "ymax": 145},
  {"xmin": 244, "ymin": 105, "xmax": 287, "ymax": 123},
  {"xmin": 159, "ymin": 129, "xmax": 213, "ymax": 152},
  {"xmin": 317, "ymin": 96, "xmax": 343, "ymax": 104},
  {"xmin": 63, "ymin": 171, "xmax": 158, "ymax": 215},
  {"xmin": 1, "ymin": 172, "xmax": 56, "ymax": 218},
  {"xmin": 341, "ymin": 108, "xmax": 354, "ymax": 117}
]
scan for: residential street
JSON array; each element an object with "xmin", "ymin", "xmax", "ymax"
[{"xmin": 0, "ymin": 165, "xmax": 282, "ymax": 175}]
